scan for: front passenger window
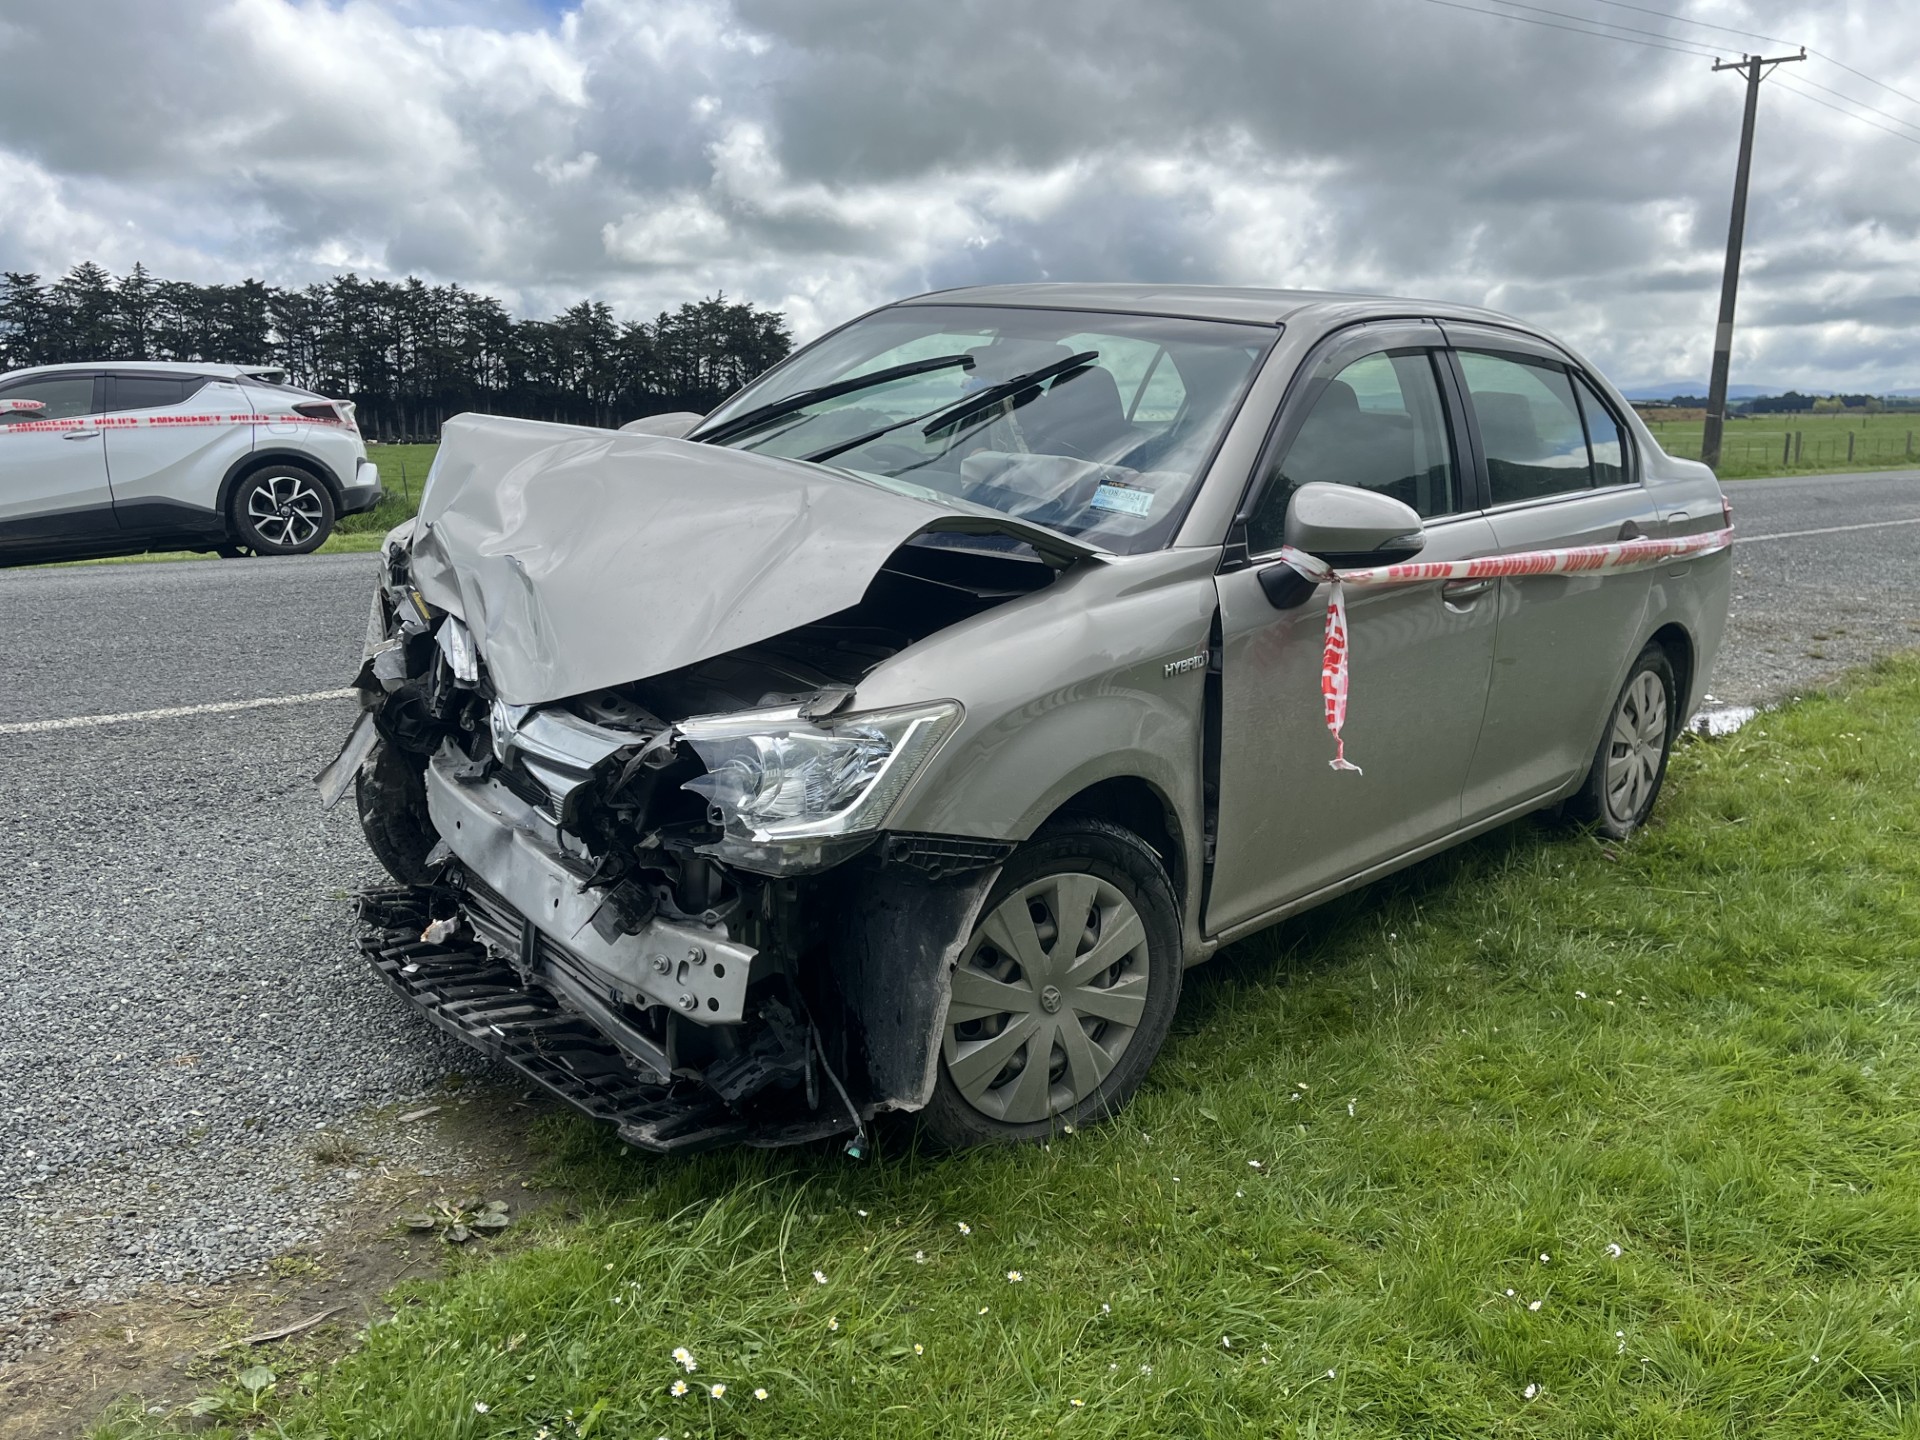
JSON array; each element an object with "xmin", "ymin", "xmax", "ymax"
[
  {"xmin": 1248, "ymin": 349, "xmax": 1458, "ymax": 554},
  {"xmin": 0, "ymin": 375, "xmax": 96, "ymax": 424}
]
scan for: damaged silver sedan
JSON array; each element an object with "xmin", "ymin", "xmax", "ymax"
[{"xmin": 321, "ymin": 284, "xmax": 1731, "ymax": 1152}]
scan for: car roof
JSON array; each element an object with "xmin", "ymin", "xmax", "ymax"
[
  {"xmin": 0, "ymin": 360, "xmax": 288, "ymax": 384},
  {"xmin": 894, "ymin": 282, "xmax": 1529, "ymax": 333}
]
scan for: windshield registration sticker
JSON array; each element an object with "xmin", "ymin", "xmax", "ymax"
[{"xmin": 1090, "ymin": 483, "xmax": 1154, "ymax": 517}]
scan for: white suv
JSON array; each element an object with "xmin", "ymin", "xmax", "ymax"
[{"xmin": 0, "ymin": 361, "xmax": 382, "ymax": 564}]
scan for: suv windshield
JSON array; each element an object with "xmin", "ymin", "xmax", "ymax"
[{"xmin": 692, "ymin": 305, "xmax": 1275, "ymax": 554}]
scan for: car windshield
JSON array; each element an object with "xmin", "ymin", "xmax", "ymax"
[{"xmin": 692, "ymin": 305, "xmax": 1275, "ymax": 554}]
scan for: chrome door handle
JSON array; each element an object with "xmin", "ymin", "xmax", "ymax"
[
  {"xmin": 62, "ymin": 429, "xmax": 101, "ymax": 440},
  {"xmin": 1441, "ymin": 577, "xmax": 1493, "ymax": 602}
]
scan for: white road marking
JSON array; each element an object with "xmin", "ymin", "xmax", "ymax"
[
  {"xmin": 1736, "ymin": 516, "xmax": 1920, "ymax": 544},
  {"xmin": 0, "ymin": 688, "xmax": 356, "ymax": 736}
]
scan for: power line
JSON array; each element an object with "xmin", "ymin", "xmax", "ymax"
[
  {"xmin": 1790, "ymin": 74, "xmax": 1920, "ymax": 139},
  {"xmin": 1481, "ymin": 0, "xmax": 1717, "ymax": 57},
  {"xmin": 1574, "ymin": 0, "xmax": 1800, "ymax": 50},
  {"xmin": 1409, "ymin": 0, "xmax": 1716, "ymax": 58},
  {"xmin": 1804, "ymin": 50, "xmax": 1920, "ymax": 115},
  {"xmin": 1575, "ymin": 0, "xmax": 1920, "ymax": 114},
  {"xmin": 1418, "ymin": 0, "xmax": 1920, "ymax": 139},
  {"xmin": 1770, "ymin": 76, "xmax": 1920, "ymax": 148}
]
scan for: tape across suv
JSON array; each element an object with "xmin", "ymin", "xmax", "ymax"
[
  {"xmin": 1, "ymin": 411, "xmax": 348, "ymax": 434},
  {"xmin": 1278, "ymin": 526, "xmax": 1736, "ymax": 773}
]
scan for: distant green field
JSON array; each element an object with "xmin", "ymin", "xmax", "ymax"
[{"xmin": 1637, "ymin": 410, "xmax": 1920, "ymax": 479}]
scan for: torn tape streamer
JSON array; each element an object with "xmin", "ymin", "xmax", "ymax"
[{"xmin": 1279, "ymin": 527, "xmax": 1734, "ymax": 772}]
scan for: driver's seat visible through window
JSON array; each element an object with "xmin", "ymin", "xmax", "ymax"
[{"xmin": 1248, "ymin": 349, "xmax": 1458, "ymax": 554}]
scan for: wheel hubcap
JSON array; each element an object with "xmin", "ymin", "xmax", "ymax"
[
  {"xmin": 1604, "ymin": 669, "xmax": 1668, "ymax": 824},
  {"xmin": 942, "ymin": 872, "xmax": 1150, "ymax": 1124},
  {"xmin": 247, "ymin": 474, "xmax": 325, "ymax": 547}
]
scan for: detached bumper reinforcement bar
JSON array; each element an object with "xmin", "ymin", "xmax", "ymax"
[{"xmin": 357, "ymin": 887, "xmax": 853, "ymax": 1154}]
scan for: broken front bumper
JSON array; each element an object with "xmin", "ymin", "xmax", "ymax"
[
  {"xmin": 358, "ymin": 888, "xmax": 853, "ymax": 1153},
  {"xmin": 360, "ymin": 745, "xmax": 1011, "ymax": 1153},
  {"xmin": 424, "ymin": 757, "xmax": 761, "ymax": 1029}
]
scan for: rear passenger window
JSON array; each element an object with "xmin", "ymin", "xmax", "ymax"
[
  {"xmin": 1248, "ymin": 349, "xmax": 1458, "ymax": 553},
  {"xmin": 1458, "ymin": 351, "xmax": 1595, "ymax": 505},
  {"xmin": 0, "ymin": 374, "xmax": 96, "ymax": 423},
  {"xmin": 1571, "ymin": 374, "xmax": 1627, "ymax": 488},
  {"xmin": 104, "ymin": 375, "xmax": 204, "ymax": 412}
]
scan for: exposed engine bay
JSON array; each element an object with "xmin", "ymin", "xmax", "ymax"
[{"xmin": 323, "ymin": 507, "xmax": 1069, "ymax": 1152}]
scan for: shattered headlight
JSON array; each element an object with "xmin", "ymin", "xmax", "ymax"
[{"xmin": 680, "ymin": 701, "xmax": 962, "ymax": 841}]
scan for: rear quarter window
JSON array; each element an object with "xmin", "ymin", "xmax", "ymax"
[{"xmin": 104, "ymin": 375, "xmax": 210, "ymax": 412}]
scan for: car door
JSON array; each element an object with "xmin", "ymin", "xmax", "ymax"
[
  {"xmin": 101, "ymin": 372, "xmax": 257, "ymax": 535},
  {"xmin": 0, "ymin": 372, "xmax": 116, "ymax": 555},
  {"xmin": 1206, "ymin": 323, "xmax": 1502, "ymax": 936},
  {"xmin": 1439, "ymin": 326, "xmax": 1664, "ymax": 818}
]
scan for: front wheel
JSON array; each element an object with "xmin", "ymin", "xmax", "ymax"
[
  {"xmin": 230, "ymin": 464, "xmax": 335, "ymax": 554},
  {"xmin": 918, "ymin": 819, "xmax": 1183, "ymax": 1149},
  {"xmin": 1566, "ymin": 643, "xmax": 1678, "ymax": 839},
  {"xmin": 355, "ymin": 739, "xmax": 440, "ymax": 885}
]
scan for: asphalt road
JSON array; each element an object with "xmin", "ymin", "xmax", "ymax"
[
  {"xmin": 1713, "ymin": 469, "xmax": 1920, "ymax": 707},
  {"xmin": 1, "ymin": 470, "xmax": 1917, "ymax": 1341}
]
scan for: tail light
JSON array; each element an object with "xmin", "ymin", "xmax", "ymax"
[
  {"xmin": 1721, "ymin": 494, "xmax": 1733, "ymax": 529},
  {"xmin": 292, "ymin": 401, "xmax": 352, "ymax": 428}
]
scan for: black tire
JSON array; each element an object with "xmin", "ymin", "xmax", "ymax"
[
  {"xmin": 1566, "ymin": 642, "xmax": 1678, "ymax": 840},
  {"xmin": 918, "ymin": 818, "xmax": 1183, "ymax": 1150},
  {"xmin": 229, "ymin": 463, "xmax": 335, "ymax": 555},
  {"xmin": 355, "ymin": 740, "xmax": 440, "ymax": 886}
]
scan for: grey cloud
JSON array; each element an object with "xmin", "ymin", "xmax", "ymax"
[{"xmin": 0, "ymin": 0, "xmax": 1914, "ymax": 390}]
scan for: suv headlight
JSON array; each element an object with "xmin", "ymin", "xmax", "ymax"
[{"xmin": 680, "ymin": 700, "xmax": 962, "ymax": 841}]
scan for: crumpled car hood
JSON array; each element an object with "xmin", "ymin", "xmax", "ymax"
[{"xmin": 408, "ymin": 413, "xmax": 1099, "ymax": 706}]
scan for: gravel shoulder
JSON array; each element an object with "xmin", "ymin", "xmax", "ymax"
[{"xmin": 1713, "ymin": 470, "xmax": 1920, "ymax": 708}]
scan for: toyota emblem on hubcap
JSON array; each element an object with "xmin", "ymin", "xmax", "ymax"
[{"xmin": 1039, "ymin": 984, "xmax": 1063, "ymax": 1014}]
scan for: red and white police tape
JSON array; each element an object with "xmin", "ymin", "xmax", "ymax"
[
  {"xmin": 0, "ymin": 409, "xmax": 347, "ymax": 434},
  {"xmin": 1277, "ymin": 525, "xmax": 1736, "ymax": 773}
]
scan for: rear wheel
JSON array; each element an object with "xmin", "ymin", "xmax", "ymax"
[
  {"xmin": 230, "ymin": 464, "xmax": 335, "ymax": 554},
  {"xmin": 918, "ymin": 819, "xmax": 1182, "ymax": 1149},
  {"xmin": 1567, "ymin": 643, "xmax": 1677, "ymax": 839}
]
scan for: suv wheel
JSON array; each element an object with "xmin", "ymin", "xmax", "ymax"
[
  {"xmin": 918, "ymin": 819, "xmax": 1183, "ymax": 1149},
  {"xmin": 1567, "ymin": 642, "xmax": 1678, "ymax": 839},
  {"xmin": 231, "ymin": 464, "xmax": 335, "ymax": 554}
]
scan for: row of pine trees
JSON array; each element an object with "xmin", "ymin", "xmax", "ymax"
[{"xmin": 0, "ymin": 262, "xmax": 794, "ymax": 439}]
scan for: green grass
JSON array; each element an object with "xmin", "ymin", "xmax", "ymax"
[
  {"xmin": 101, "ymin": 658, "xmax": 1920, "ymax": 1438},
  {"xmin": 1640, "ymin": 411, "xmax": 1920, "ymax": 479},
  {"xmin": 336, "ymin": 443, "xmax": 438, "ymax": 537}
]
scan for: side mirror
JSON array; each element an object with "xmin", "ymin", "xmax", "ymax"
[
  {"xmin": 1255, "ymin": 483, "xmax": 1426, "ymax": 609},
  {"xmin": 1283, "ymin": 482, "xmax": 1425, "ymax": 567}
]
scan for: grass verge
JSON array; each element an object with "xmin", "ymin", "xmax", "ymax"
[{"xmin": 96, "ymin": 657, "xmax": 1920, "ymax": 1438}]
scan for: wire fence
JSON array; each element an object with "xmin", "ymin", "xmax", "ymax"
[{"xmin": 1657, "ymin": 429, "xmax": 1920, "ymax": 468}]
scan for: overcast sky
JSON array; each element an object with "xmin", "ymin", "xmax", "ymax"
[{"xmin": 0, "ymin": 0, "xmax": 1914, "ymax": 390}]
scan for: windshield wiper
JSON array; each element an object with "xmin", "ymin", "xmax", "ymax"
[
  {"xmin": 692, "ymin": 353, "xmax": 975, "ymax": 448},
  {"xmin": 802, "ymin": 351, "xmax": 1099, "ymax": 466}
]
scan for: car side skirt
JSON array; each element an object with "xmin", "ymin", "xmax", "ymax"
[{"xmin": 1207, "ymin": 786, "xmax": 1566, "ymax": 948}]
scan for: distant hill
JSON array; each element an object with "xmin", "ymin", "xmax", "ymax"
[{"xmin": 1620, "ymin": 382, "xmax": 1775, "ymax": 402}]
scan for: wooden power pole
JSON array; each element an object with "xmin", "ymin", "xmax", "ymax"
[{"xmin": 1701, "ymin": 48, "xmax": 1805, "ymax": 471}]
